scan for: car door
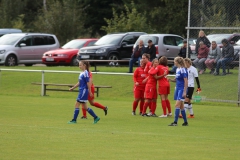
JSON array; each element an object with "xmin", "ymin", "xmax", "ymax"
[
  {"xmin": 119, "ymin": 35, "xmax": 136, "ymax": 58},
  {"xmin": 15, "ymin": 36, "xmax": 34, "ymax": 62},
  {"xmin": 162, "ymin": 36, "xmax": 183, "ymax": 60},
  {"xmin": 31, "ymin": 35, "xmax": 49, "ymax": 63}
]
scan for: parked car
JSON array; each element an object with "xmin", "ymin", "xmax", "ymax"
[
  {"xmin": 0, "ymin": 28, "xmax": 22, "ymax": 37},
  {"xmin": 133, "ymin": 34, "xmax": 184, "ymax": 60},
  {"xmin": 77, "ymin": 32, "xmax": 147, "ymax": 61},
  {"xmin": 42, "ymin": 38, "xmax": 98, "ymax": 66},
  {"xmin": 207, "ymin": 33, "xmax": 240, "ymax": 48},
  {"xmin": 0, "ymin": 33, "xmax": 60, "ymax": 66}
]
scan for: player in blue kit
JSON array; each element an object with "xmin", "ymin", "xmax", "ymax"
[
  {"xmin": 68, "ymin": 60, "xmax": 100, "ymax": 124},
  {"xmin": 168, "ymin": 57, "xmax": 188, "ymax": 126}
]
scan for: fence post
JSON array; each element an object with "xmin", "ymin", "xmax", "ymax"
[
  {"xmin": 41, "ymin": 70, "xmax": 45, "ymax": 96},
  {"xmin": 238, "ymin": 53, "xmax": 240, "ymax": 106}
]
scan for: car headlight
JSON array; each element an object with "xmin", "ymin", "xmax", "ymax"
[
  {"xmin": 57, "ymin": 54, "xmax": 68, "ymax": 57},
  {"xmin": 95, "ymin": 48, "xmax": 106, "ymax": 54},
  {"xmin": 0, "ymin": 50, "xmax": 6, "ymax": 54}
]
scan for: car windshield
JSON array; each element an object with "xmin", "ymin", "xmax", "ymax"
[
  {"xmin": 207, "ymin": 34, "xmax": 231, "ymax": 44},
  {"xmin": 95, "ymin": 35, "xmax": 123, "ymax": 45},
  {"xmin": 135, "ymin": 36, "xmax": 159, "ymax": 46},
  {"xmin": 62, "ymin": 40, "xmax": 86, "ymax": 49},
  {"xmin": 0, "ymin": 34, "xmax": 23, "ymax": 45}
]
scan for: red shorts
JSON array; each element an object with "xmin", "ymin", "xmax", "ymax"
[
  {"xmin": 144, "ymin": 85, "xmax": 157, "ymax": 99},
  {"xmin": 134, "ymin": 86, "xmax": 144, "ymax": 99},
  {"xmin": 158, "ymin": 86, "xmax": 170, "ymax": 95},
  {"xmin": 88, "ymin": 86, "xmax": 95, "ymax": 101}
]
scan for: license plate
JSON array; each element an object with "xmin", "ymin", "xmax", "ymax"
[
  {"xmin": 46, "ymin": 58, "xmax": 54, "ymax": 61},
  {"xmin": 81, "ymin": 55, "xmax": 90, "ymax": 59}
]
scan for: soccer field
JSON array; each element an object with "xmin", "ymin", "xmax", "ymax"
[
  {"xmin": 0, "ymin": 66, "xmax": 239, "ymax": 159},
  {"xmin": 0, "ymin": 95, "xmax": 240, "ymax": 160}
]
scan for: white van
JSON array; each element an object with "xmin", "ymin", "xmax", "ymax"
[
  {"xmin": 0, "ymin": 33, "xmax": 60, "ymax": 66},
  {"xmin": 0, "ymin": 28, "xmax": 22, "ymax": 37}
]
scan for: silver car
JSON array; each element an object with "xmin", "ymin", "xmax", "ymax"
[
  {"xmin": 0, "ymin": 33, "xmax": 60, "ymax": 66},
  {"xmin": 134, "ymin": 34, "xmax": 184, "ymax": 60}
]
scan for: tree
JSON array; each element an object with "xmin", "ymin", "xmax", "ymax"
[
  {"xmin": 101, "ymin": 2, "xmax": 153, "ymax": 33},
  {"xmin": 34, "ymin": 0, "xmax": 87, "ymax": 45}
]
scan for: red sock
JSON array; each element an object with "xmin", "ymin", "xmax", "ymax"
[
  {"xmin": 142, "ymin": 102, "xmax": 150, "ymax": 114},
  {"xmin": 161, "ymin": 100, "xmax": 167, "ymax": 115},
  {"xmin": 132, "ymin": 100, "xmax": 138, "ymax": 111},
  {"xmin": 140, "ymin": 100, "xmax": 144, "ymax": 113},
  {"xmin": 151, "ymin": 101, "xmax": 157, "ymax": 114},
  {"xmin": 93, "ymin": 102, "xmax": 105, "ymax": 110},
  {"xmin": 82, "ymin": 106, "xmax": 87, "ymax": 117},
  {"xmin": 166, "ymin": 99, "xmax": 171, "ymax": 113}
]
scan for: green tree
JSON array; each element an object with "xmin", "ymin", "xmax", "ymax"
[
  {"xmin": 101, "ymin": 2, "xmax": 152, "ymax": 33},
  {"xmin": 34, "ymin": 0, "xmax": 87, "ymax": 45}
]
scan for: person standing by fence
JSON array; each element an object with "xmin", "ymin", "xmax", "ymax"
[{"xmin": 129, "ymin": 40, "xmax": 145, "ymax": 73}]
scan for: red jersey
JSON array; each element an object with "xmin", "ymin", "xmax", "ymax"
[
  {"xmin": 89, "ymin": 71, "xmax": 94, "ymax": 88},
  {"xmin": 146, "ymin": 67, "xmax": 158, "ymax": 86},
  {"xmin": 133, "ymin": 66, "xmax": 147, "ymax": 89},
  {"xmin": 144, "ymin": 61, "xmax": 152, "ymax": 75},
  {"xmin": 157, "ymin": 65, "xmax": 169, "ymax": 87}
]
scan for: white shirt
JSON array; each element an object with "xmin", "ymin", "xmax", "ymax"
[{"xmin": 187, "ymin": 66, "xmax": 198, "ymax": 87}]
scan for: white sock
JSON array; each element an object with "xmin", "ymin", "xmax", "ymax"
[{"xmin": 189, "ymin": 104, "xmax": 194, "ymax": 115}]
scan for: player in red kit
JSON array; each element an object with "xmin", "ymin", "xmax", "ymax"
[
  {"xmin": 141, "ymin": 58, "xmax": 159, "ymax": 117},
  {"xmin": 81, "ymin": 71, "xmax": 108, "ymax": 119},
  {"xmin": 132, "ymin": 59, "xmax": 147, "ymax": 115},
  {"xmin": 154, "ymin": 56, "xmax": 172, "ymax": 117}
]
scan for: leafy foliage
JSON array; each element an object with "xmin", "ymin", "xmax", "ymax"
[{"xmin": 101, "ymin": 2, "xmax": 152, "ymax": 33}]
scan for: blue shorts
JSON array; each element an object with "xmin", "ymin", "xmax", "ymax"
[
  {"xmin": 76, "ymin": 88, "xmax": 88, "ymax": 103},
  {"xmin": 174, "ymin": 87, "xmax": 185, "ymax": 101}
]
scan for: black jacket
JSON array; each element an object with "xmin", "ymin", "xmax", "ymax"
[
  {"xmin": 179, "ymin": 46, "xmax": 192, "ymax": 58},
  {"xmin": 145, "ymin": 45, "xmax": 156, "ymax": 60},
  {"xmin": 222, "ymin": 42, "xmax": 234, "ymax": 58}
]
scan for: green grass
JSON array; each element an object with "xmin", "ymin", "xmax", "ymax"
[{"xmin": 0, "ymin": 65, "xmax": 240, "ymax": 159}]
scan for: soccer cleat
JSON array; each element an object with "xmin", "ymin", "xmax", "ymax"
[
  {"xmin": 151, "ymin": 113, "xmax": 157, "ymax": 117},
  {"xmin": 182, "ymin": 122, "xmax": 188, "ymax": 126},
  {"xmin": 188, "ymin": 115, "xmax": 194, "ymax": 118},
  {"xmin": 168, "ymin": 122, "xmax": 177, "ymax": 126},
  {"xmin": 179, "ymin": 114, "xmax": 183, "ymax": 118},
  {"xmin": 132, "ymin": 111, "xmax": 136, "ymax": 115},
  {"xmin": 167, "ymin": 113, "xmax": 172, "ymax": 117},
  {"xmin": 147, "ymin": 112, "xmax": 152, "ymax": 116},
  {"xmin": 141, "ymin": 113, "xmax": 149, "ymax": 117},
  {"xmin": 67, "ymin": 119, "xmax": 77, "ymax": 124},
  {"xmin": 159, "ymin": 114, "xmax": 167, "ymax": 118},
  {"xmin": 104, "ymin": 106, "xmax": 108, "ymax": 116},
  {"xmin": 93, "ymin": 117, "xmax": 100, "ymax": 124},
  {"xmin": 81, "ymin": 116, "xmax": 87, "ymax": 119}
]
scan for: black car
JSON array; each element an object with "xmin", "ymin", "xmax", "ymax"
[{"xmin": 77, "ymin": 32, "xmax": 146, "ymax": 61}]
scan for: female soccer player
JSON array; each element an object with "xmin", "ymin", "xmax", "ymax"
[
  {"xmin": 141, "ymin": 58, "xmax": 159, "ymax": 117},
  {"xmin": 132, "ymin": 59, "xmax": 147, "ymax": 115},
  {"xmin": 184, "ymin": 58, "xmax": 201, "ymax": 118},
  {"xmin": 68, "ymin": 60, "xmax": 100, "ymax": 124},
  {"xmin": 168, "ymin": 57, "xmax": 188, "ymax": 126},
  {"xmin": 154, "ymin": 56, "xmax": 172, "ymax": 117},
  {"xmin": 81, "ymin": 70, "xmax": 108, "ymax": 119}
]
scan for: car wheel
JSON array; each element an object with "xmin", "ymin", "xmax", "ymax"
[
  {"xmin": 24, "ymin": 64, "xmax": 33, "ymax": 66},
  {"xmin": 5, "ymin": 55, "xmax": 17, "ymax": 66},
  {"xmin": 108, "ymin": 54, "xmax": 119, "ymax": 66},
  {"xmin": 71, "ymin": 56, "xmax": 79, "ymax": 66}
]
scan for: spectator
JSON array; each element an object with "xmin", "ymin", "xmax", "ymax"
[
  {"xmin": 214, "ymin": 39, "xmax": 234, "ymax": 76},
  {"xmin": 193, "ymin": 41, "xmax": 209, "ymax": 74},
  {"xmin": 195, "ymin": 30, "xmax": 211, "ymax": 55},
  {"xmin": 145, "ymin": 40, "xmax": 156, "ymax": 61},
  {"xmin": 204, "ymin": 41, "xmax": 221, "ymax": 74},
  {"xmin": 128, "ymin": 40, "xmax": 145, "ymax": 73},
  {"xmin": 170, "ymin": 39, "xmax": 192, "ymax": 74}
]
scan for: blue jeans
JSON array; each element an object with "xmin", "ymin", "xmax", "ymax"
[
  {"xmin": 129, "ymin": 57, "xmax": 140, "ymax": 73},
  {"xmin": 216, "ymin": 58, "xmax": 233, "ymax": 73}
]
